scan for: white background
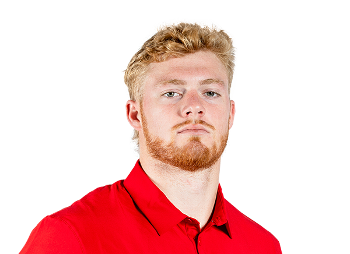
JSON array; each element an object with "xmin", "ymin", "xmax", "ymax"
[{"xmin": 0, "ymin": 0, "xmax": 350, "ymax": 254}]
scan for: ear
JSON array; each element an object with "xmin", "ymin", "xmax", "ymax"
[
  {"xmin": 126, "ymin": 100, "xmax": 142, "ymax": 131},
  {"xmin": 229, "ymin": 100, "xmax": 235, "ymax": 129}
]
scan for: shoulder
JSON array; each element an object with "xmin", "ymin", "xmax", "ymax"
[
  {"xmin": 20, "ymin": 180, "xmax": 129, "ymax": 254},
  {"xmin": 51, "ymin": 181, "xmax": 127, "ymax": 218},
  {"xmin": 224, "ymin": 200, "xmax": 282, "ymax": 253},
  {"xmin": 52, "ymin": 180, "xmax": 127, "ymax": 226},
  {"xmin": 20, "ymin": 215, "xmax": 84, "ymax": 254}
]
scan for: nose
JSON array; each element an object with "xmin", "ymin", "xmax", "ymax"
[{"xmin": 181, "ymin": 92, "xmax": 206, "ymax": 118}]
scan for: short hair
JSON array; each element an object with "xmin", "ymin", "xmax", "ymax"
[{"xmin": 124, "ymin": 23, "xmax": 235, "ymax": 145}]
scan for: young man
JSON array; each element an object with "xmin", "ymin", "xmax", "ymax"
[{"xmin": 20, "ymin": 23, "xmax": 282, "ymax": 253}]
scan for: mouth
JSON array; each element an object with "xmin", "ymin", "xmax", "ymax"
[{"xmin": 177, "ymin": 125, "xmax": 210, "ymax": 135}]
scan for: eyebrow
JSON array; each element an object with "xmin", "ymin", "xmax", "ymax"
[
  {"xmin": 199, "ymin": 78, "xmax": 225, "ymax": 86},
  {"xmin": 158, "ymin": 79, "xmax": 186, "ymax": 86},
  {"xmin": 157, "ymin": 78, "xmax": 224, "ymax": 87}
]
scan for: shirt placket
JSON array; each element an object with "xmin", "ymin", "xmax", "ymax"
[
  {"xmin": 183, "ymin": 217, "xmax": 216, "ymax": 254},
  {"xmin": 182, "ymin": 217, "xmax": 199, "ymax": 253}
]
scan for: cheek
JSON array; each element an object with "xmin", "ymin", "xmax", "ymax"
[
  {"xmin": 210, "ymin": 106, "xmax": 231, "ymax": 132},
  {"xmin": 142, "ymin": 101, "xmax": 172, "ymax": 131}
]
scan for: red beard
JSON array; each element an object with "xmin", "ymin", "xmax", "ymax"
[{"xmin": 141, "ymin": 106, "xmax": 229, "ymax": 172}]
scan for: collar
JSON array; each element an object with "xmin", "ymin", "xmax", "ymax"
[
  {"xmin": 211, "ymin": 184, "xmax": 233, "ymax": 238},
  {"xmin": 124, "ymin": 160, "xmax": 232, "ymax": 238}
]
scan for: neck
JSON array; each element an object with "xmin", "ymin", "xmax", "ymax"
[{"xmin": 139, "ymin": 154, "xmax": 221, "ymax": 229}]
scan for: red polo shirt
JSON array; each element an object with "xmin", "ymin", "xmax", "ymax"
[{"xmin": 20, "ymin": 161, "xmax": 282, "ymax": 254}]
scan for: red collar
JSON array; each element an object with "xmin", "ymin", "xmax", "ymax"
[{"xmin": 124, "ymin": 161, "xmax": 232, "ymax": 238}]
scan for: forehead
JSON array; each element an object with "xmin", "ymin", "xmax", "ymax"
[{"xmin": 143, "ymin": 51, "xmax": 229, "ymax": 88}]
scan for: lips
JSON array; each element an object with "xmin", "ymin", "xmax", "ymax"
[{"xmin": 177, "ymin": 125, "xmax": 210, "ymax": 134}]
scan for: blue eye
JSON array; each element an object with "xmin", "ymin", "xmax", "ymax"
[
  {"xmin": 205, "ymin": 91, "xmax": 219, "ymax": 97},
  {"xmin": 164, "ymin": 92, "xmax": 180, "ymax": 97}
]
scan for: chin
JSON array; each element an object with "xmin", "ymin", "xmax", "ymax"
[{"xmin": 165, "ymin": 137, "xmax": 219, "ymax": 171}]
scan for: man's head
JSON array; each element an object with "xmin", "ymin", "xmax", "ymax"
[{"xmin": 125, "ymin": 23, "xmax": 235, "ymax": 171}]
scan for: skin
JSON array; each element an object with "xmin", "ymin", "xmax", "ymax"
[{"xmin": 126, "ymin": 50, "xmax": 235, "ymax": 229}]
